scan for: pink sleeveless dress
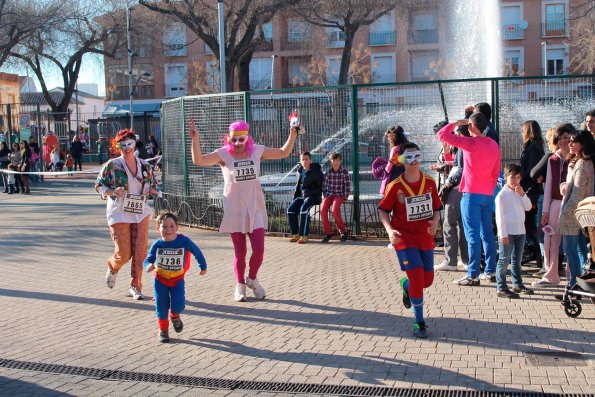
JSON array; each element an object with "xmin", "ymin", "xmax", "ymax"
[{"xmin": 215, "ymin": 145, "xmax": 268, "ymax": 234}]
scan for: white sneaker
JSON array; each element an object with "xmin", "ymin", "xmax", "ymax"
[
  {"xmin": 234, "ymin": 283, "xmax": 247, "ymax": 302},
  {"xmin": 457, "ymin": 261, "xmax": 468, "ymax": 271},
  {"xmin": 435, "ymin": 261, "xmax": 458, "ymax": 271},
  {"xmin": 535, "ymin": 268, "xmax": 546, "ymax": 275},
  {"xmin": 246, "ymin": 277, "xmax": 266, "ymax": 300},
  {"xmin": 127, "ymin": 286, "xmax": 146, "ymax": 300},
  {"xmin": 105, "ymin": 268, "xmax": 117, "ymax": 289}
]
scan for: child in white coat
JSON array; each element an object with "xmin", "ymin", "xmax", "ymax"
[{"xmin": 495, "ymin": 163, "xmax": 534, "ymax": 299}]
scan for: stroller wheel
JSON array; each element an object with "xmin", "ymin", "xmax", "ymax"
[{"xmin": 563, "ymin": 300, "xmax": 582, "ymax": 318}]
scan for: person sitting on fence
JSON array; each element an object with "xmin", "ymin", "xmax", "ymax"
[
  {"xmin": 287, "ymin": 151, "xmax": 324, "ymax": 245},
  {"xmin": 320, "ymin": 152, "xmax": 351, "ymax": 243},
  {"xmin": 187, "ymin": 119, "xmax": 298, "ymax": 302},
  {"xmin": 378, "ymin": 142, "xmax": 441, "ymax": 338}
]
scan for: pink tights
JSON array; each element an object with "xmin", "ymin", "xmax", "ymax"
[{"xmin": 230, "ymin": 228, "xmax": 265, "ymax": 284}]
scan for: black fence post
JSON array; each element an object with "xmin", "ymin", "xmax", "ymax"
[{"xmin": 6, "ymin": 104, "xmax": 12, "ymax": 144}]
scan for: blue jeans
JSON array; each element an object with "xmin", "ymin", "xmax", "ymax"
[
  {"xmin": 578, "ymin": 231, "xmax": 589, "ymax": 270},
  {"xmin": 535, "ymin": 194, "xmax": 544, "ymax": 257},
  {"xmin": 563, "ymin": 232, "xmax": 587, "ymax": 287},
  {"xmin": 496, "ymin": 234, "xmax": 526, "ymax": 291},
  {"xmin": 287, "ymin": 197, "xmax": 320, "ymax": 236},
  {"xmin": 461, "ymin": 193, "xmax": 497, "ymax": 278}
]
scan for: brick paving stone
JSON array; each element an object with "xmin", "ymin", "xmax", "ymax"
[{"xmin": 0, "ymin": 179, "xmax": 594, "ymax": 396}]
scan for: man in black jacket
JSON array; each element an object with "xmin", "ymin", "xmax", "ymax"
[{"xmin": 287, "ymin": 151, "xmax": 324, "ymax": 244}]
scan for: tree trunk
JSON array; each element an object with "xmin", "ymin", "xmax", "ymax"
[
  {"xmin": 238, "ymin": 52, "xmax": 253, "ymax": 91},
  {"xmin": 338, "ymin": 32, "xmax": 354, "ymax": 85}
]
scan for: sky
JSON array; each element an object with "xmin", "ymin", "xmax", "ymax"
[{"xmin": 6, "ymin": 53, "xmax": 106, "ymax": 97}]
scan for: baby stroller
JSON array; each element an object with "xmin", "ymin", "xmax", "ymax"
[{"xmin": 561, "ymin": 197, "xmax": 595, "ymax": 318}]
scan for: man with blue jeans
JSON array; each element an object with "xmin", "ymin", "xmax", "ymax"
[
  {"xmin": 438, "ymin": 113, "xmax": 501, "ymax": 286},
  {"xmin": 287, "ymin": 152, "xmax": 323, "ymax": 244}
]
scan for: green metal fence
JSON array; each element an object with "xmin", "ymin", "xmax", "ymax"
[{"xmin": 155, "ymin": 74, "xmax": 595, "ymax": 238}]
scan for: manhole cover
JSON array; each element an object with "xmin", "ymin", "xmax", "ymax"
[{"xmin": 525, "ymin": 351, "xmax": 586, "ymax": 366}]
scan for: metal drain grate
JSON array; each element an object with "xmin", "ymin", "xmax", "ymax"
[
  {"xmin": 524, "ymin": 351, "xmax": 587, "ymax": 367},
  {"xmin": 1, "ymin": 358, "xmax": 593, "ymax": 397}
]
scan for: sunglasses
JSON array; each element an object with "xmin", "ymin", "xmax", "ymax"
[
  {"xmin": 118, "ymin": 139, "xmax": 136, "ymax": 149},
  {"xmin": 403, "ymin": 151, "xmax": 423, "ymax": 164},
  {"xmin": 230, "ymin": 136, "xmax": 247, "ymax": 144}
]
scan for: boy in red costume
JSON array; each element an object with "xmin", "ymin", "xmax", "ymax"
[{"xmin": 378, "ymin": 142, "xmax": 442, "ymax": 338}]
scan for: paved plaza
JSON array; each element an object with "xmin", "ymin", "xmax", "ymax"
[{"xmin": 0, "ymin": 178, "xmax": 594, "ymax": 396}]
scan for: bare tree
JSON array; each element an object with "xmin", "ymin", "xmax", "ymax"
[
  {"xmin": 570, "ymin": 0, "xmax": 595, "ymax": 74},
  {"xmin": 294, "ymin": 0, "xmax": 406, "ymax": 86},
  {"xmin": 138, "ymin": 0, "xmax": 301, "ymax": 92},
  {"xmin": 0, "ymin": 0, "xmax": 62, "ymax": 68},
  {"xmin": 9, "ymin": 1, "xmax": 123, "ymax": 117}
]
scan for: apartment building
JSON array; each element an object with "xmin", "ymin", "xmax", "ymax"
[{"xmin": 103, "ymin": 0, "xmax": 580, "ymax": 101}]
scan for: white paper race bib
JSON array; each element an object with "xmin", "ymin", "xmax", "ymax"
[
  {"xmin": 405, "ymin": 193, "xmax": 433, "ymax": 221},
  {"xmin": 123, "ymin": 193, "xmax": 146, "ymax": 214},
  {"xmin": 234, "ymin": 160, "xmax": 257, "ymax": 182},
  {"xmin": 156, "ymin": 248, "xmax": 184, "ymax": 272}
]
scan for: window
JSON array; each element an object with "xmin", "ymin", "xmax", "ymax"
[
  {"xmin": 262, "ymin": 22, "xmax": 273, "ymax": 42},
  {"xmin": 163, "ymin": 23, "xmax": 187, "ymax": 56},
  {"xmin": 501, "ymin": 4, "xmax": 524, "ymax": 40},
  {"xmin": 408, "ymin": 11, "xmax": 438, "ymax": 44},
  {"xmin": 503, "ymin": 48, "xmax": 524, "ymax": 76},
  {"xmin": 288, "ymin": 58, "xmax": 310, "ymax": 86},
  {"xmin": 410, "ymin": 50, "xmax": 438, "ymax": 80},
  {"xmin": 371, "ymin": 54, "xmax": 396, "ymax": 83},
  {"xmin": 545, "ymin": 46, "xmax": 568, "ymax": 75},
  {"xmin": 326, "ymin": 57, "xmax": 341, "ymax": 85},
  {"xmin": 249, "ymin": 58, "xmax": 273, "ymax": 90},
  {"xmin": 542, "ymin": 1, "xmax": 568, "ymax": 36},
  {"xmin": 288, "ymin": 20, "xmax": 310, "ymax": 42},
  {"xmin": 369, "ymin": 11, "xmax": 396, "ymax": 45},
  {"xmin": 205, "ymin": 61, "xmax": 220, "ymax": 89},
  {"xmin": 164, "ymin": 63, "xmax": 187, "ymax": 97}
]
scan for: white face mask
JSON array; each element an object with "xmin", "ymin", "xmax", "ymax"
[{"xmin": 118, "ymin": 139, "xmax": 136, "ymax": 150}]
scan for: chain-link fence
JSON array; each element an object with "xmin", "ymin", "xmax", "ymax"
[{"xmin": 153, "ymin": 75, "xmax": 595, "ymax": 236}]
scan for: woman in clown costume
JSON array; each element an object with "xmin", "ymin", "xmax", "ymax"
[
  {"xmin": 96, "ymin": 129, "xmax": 159, "ymax": 300},
  {"xmin": 188, "ymin": 119, "xmax": 298, "ymax": 302}
]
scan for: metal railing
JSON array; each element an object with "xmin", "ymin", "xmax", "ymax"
[
  {"xmin": 501, "ymin": 24, "xmax": 525, "ymax": 40},
  {"xmin": 368, "ymin": 31, "xmax": 396, "ymax": 46},
  {"xmin": 542, "ymin": 21, "xmax": 569, "ymax": 37},
  {"xmin": 407, "ymin": 29, "xmax": 438, "ymax": 44}
]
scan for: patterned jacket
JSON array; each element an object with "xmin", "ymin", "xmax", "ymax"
[{"xmin": 95, "ymin": 157, "xmax": 157, "ymax": 196}]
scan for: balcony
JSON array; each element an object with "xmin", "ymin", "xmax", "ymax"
[
  {"xmin": 281, "ymin": 32, "xmax": 310, "ymax": 50},
  {"xmin": 407, "ymin": 29, "xmax": 438, "ymax": 44},
  {"xmin": 165, "ymin": 84, "xmax": 186, "ymax": 97},
  {"xmin": 542, "ymin": 21, "xmax": 569, "ymax": 37},
  {"xmin": 502, "ymin": 24, "xmax": 525, "ymax": 40},
  {"xmin": 164, "ymin": 43, "xmax": 187, "ymax": 57},
  {"xmin": 255, "ymin": 38, "xmax": 273, "ymax": 52},
  {"xmin": 369, "ymin": 31, "xmax": 396, "ymax": 46},
  {"xmin": 371, "ymin": 73, "xmax": 397, "ymax": 84},
  {"xmin": 326, "ymin": 31, "xmax": 346, "ymax": 48}
]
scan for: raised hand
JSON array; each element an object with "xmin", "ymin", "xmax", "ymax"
[{"xmin": 187, "ymin": 119, "xmax": 199, "ymax": 140}]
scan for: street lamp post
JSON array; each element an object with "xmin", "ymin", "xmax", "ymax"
[
  {"xmin": 541, "ymin": 41, "xmax": 548, "ymax": 76},
  {"xmin": 218, "ymin": 0, "xmax": 226, "ymax": 93},
  {"xmin": 126, "ymin": 0, "xmax": 135, "ymax": 130}
]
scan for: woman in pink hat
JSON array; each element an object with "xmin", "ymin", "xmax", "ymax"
[{"xmin": 188, "ymin": 120, "xmax": 298, "ymax": 302}]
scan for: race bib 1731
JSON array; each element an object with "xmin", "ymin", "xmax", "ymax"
[{"xmin": 405, "ymin": 193, "xmax": 433, "ymax": 221}]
